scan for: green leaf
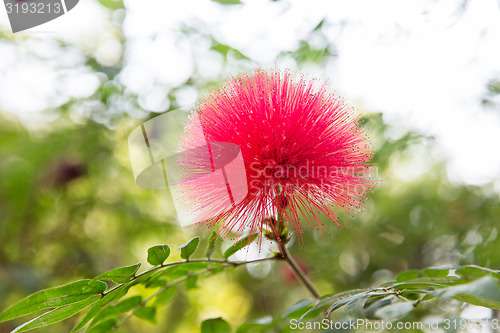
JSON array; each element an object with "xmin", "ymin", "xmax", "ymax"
[
  {"xmin": 298, "ymin": 289, "xmax": 368, "ymax": 322},
  {"xmin": 161, "ymin": 266, "xmax": 190, "ymax": 279},
  {"xmin": 86, "ymin": 319, "xmax": 116, "ymax": 333},
  {"xmin": 374, "ymin": 301, "xmax": 414, "ymax": 321},
  {"xmin": 236, "ymin": 316, "xmax": 274, "ymax": 333},
  {"xmin": 71, "ymin": 285, "xmax": 129, "ymax": 332},
  {"xmin": 207, "ymin": 264, "xmax": 225, "ymax": 274},
  {"xmin": 223, "ymin": 234, "xmax": 258, "ymax": 259},
  {"xmin": 97, "ymin": 0, "xmax": 124, "ymax": 10},
  {"xmin": 432, "ymin": 276, "xmax": 500, "ymax": 309},
  {"xmin": 0, "ymin": 280, "xmax": 107, "ymax": 323},
  {"xmin": 11, "ymin": 297, "xmax": 99, "ymax": 333},
  {"xmin": 90, "ymin": 296, "xmax": 143, "ymax": 327},
  {"xmin": 325, "ymin": 298, "xmax": 353, "ymax": 317},
  {"xmin": 147, "ymin": 245, "xmax": 171, "ymax": 266},
  {"xmin": 319, "ymin": 289, "xmax": 368, "ymax": 307},
  {"xmin": 329, "ymin": 291, "xmax": 389, "ymax": 318},
  {"xmin": 396, "ymin": 270, "xmax": 420, "ymax": 282},
  {"xmin": 94, "ymin": 264, "xmax": 141, "ymax": 284},
  {"xmin": 363, "ymin": 296, "xmax": 394, "ymax": 319},
  {"xmin": 138, "ymin": 270, "xmax": 167, "ymax": 289},
  {"xmin": 135, "ymin": 306, "xmax": 156, "ymax": 324},
  {"xmin": 456, "ymin": 265, "xmax": 500, "ymax": 279},
  {"xmin": 387, "ymin": 277, "xmax": 461, "ymax": 290},
  {"xmin": 201, "ymin": 317, "xmax": 232, "ymax": 333},
  {"xmin": 153, "ymin": 286, "xmax": 177, "ymax": 307},
  {"xmin": 422, "ymin": 268, "xmax": 450, "ymax": 278},
  {"xmin": 177, "ymin": 237, "xmax": 200, "ymax": 260},
  {"xmin": 206, "ymin": 232, "xmax": 217, "ymax": 259},
  {"xmin": 281, "ymin": 299, "xmax": 314, "ymax": 318},
  {"xmin": 128, "ymin": 269, "xmax": 161, "ymax": 287},
  {"xmin": 185, "ymin": 275, "xmax": 198, "ymax": 290},
  {"xmin": 211, "ymin": 0, "xmax": 241, "ymax": 4},
  {"xmin": 144, "ymin": 278, "xmax": 168, "ymax": 289},
  {"xmin": 143, "ymin": 262, "xmax": 215, "ymax": 289},
  {"xmin": 343, "ymin": 294, "xmax": 371, "ymax": 318},
  {"xmin": 209, "ymin": 43, "xmax": 249, "ymax": 60}
]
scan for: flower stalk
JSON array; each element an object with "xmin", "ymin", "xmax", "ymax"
[
  {"xmin": 273, "ymin": 209, "xmax": 320, "ymax": 300},
  {"xmin": 282, "ymin": 245, "xmax": 320, "ymax": 300}
]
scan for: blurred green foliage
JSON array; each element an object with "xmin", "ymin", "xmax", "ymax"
[{"xmin": 1, "ymin": 1, "xmax": 500, "ymax": 333}]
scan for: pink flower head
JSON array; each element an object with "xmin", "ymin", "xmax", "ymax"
[{"xmin": 178, "ymin": 70, "xmax": 375, "ymax": 247}]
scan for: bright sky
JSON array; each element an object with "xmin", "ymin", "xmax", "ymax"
[{"xmin": 1, "ymin": 0, "xmax": 500, "ymax": 186}]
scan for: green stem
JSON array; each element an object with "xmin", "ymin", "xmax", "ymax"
[
  {"xmin": 103, "ymin": 257, "xmax": 275, "ymax": 296},
  {"xmin": 282, "ymin": 245, "xmax": 320, "ymax": 300},
  {"xmin": 276, "ymin": 207, "xmax": 320, "ymax": 300},
  {"xmin": 115, "ymin": 267, "xmax": 222, "ymax": 329},
  {"xmin": 105, "ymin": 256, "xmax": 279, "ymax": 330}
]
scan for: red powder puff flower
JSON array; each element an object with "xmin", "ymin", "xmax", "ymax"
[{"xmin": 177, "ymin": 69, "xmax": 375, "ymax": 248}]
